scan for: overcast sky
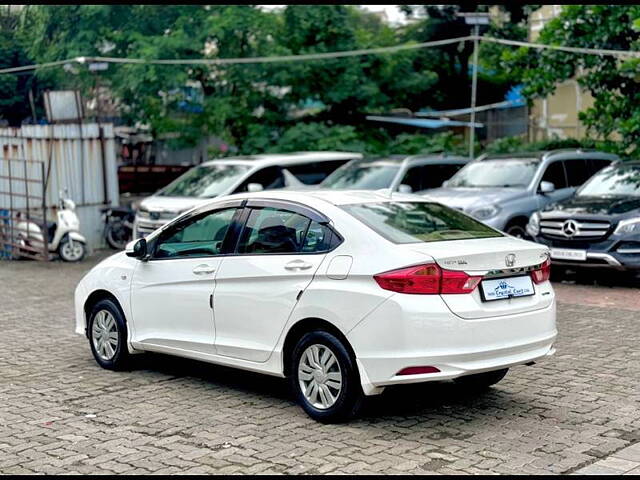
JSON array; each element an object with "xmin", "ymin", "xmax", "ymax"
[{"xmin": 258, "ymin": 5, "xmax": 408, "ymax": 25}]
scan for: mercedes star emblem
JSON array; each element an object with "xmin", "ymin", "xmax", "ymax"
[{"xmin": 562, "ymin": 219, "xmax": 578, "ymax": 237}]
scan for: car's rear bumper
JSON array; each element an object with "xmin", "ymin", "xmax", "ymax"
[{"xmin": 347, "ymin": 293, "xmax": 557, "ymax": 395}]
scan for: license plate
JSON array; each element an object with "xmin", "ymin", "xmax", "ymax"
[
  {"xmin": 550, "ymin": 248, "xmax": 587, "ymax": 261},
  {"xmin": 480, "ymin": 275, "xmax": 535, "ymax": 302}
]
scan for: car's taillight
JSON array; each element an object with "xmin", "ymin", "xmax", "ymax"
[
  {"xmin": 531, "ymin": 258, "xmax": 551, "ymax": 284},
  {"xmin": 374, "ymin": 263, "xmax": 482, "ymax": 295}
]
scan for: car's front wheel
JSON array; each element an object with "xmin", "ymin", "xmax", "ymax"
[
  {"xmin": 454, "ymin": 368, "xmax": 509, "ymax": 390},
  {"xmin": 88, "ymin": 299, "xmax": 131, "ymax": 370},
  {"xmin": 290, "ymin": 331, "xmax": 363, "ymax": 423}
]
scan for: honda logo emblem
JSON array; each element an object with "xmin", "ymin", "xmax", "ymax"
[
  {"xmin": 562, "ymin": 219, "xmax": 578, "ymax": 237},
  {"xmin": 505, "ymin": 253, "xmax": 516, "ymax": 267}
]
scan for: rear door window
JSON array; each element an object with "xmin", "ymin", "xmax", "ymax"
[
  {"xmin": 341, "ymin": 201, "xmax": 502, "ymax": 244},
  {"xmin": 237, "ymin": 207, "xmax": 311, "ymax": 254}
]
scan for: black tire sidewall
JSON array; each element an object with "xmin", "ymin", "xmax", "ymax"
[
  {"xmin": 506, "ymin": 224, "xmax": 527, "ymax": 239},
  {"xmin": 106, "ymin": 221, "xmax": 129, "ymax": 250},
  {"xmin": 88, "ymin": 299, "xmax": 130, "ymax": 370},
  {"xmin": 289, "ymin": 331, "xmax": 363, "ymax": 423}
]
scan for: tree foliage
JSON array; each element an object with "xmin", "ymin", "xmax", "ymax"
[
  {"xmin": 501, "ymin": 5, "xmax": 640, "ymax": 154},
  {"xmin": 11, "ymin": 5, "xmax": 529, "ymax": 154}
]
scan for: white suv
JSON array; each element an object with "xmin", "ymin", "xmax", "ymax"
[{"xmin": 133, "ymin": 152, "xmax": 361, "ymax": 239}]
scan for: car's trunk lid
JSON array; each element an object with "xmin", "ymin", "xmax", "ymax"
[{"xmin": 405, "ymin": 236, "xmax": 553, "ymax": 319}]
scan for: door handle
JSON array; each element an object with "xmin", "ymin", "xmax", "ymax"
[
  {"xmin": 284, "ymin": 260, "xmax": 313, "ymax": 271},
  {"xmin": 192, "ymin": 264, "xmax": 216, "ymax": 275}
]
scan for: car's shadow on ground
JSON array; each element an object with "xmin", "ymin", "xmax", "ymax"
[{"xmin": 133, "ymin": 352, "xmax": 524, "ymax": 422}]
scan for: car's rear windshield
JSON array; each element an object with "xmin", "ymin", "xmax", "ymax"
[{"xmin": 341, "ymin": 201, "xmax": 503, "ymax": 244}]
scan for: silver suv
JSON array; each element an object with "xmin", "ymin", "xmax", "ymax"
[{"xmin": 418, "ymin": 149, "xmax": 620, "ymax": 237}]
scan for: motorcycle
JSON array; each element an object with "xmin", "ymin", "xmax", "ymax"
[
  {"xmin": 101, "ymin": 205, "xmax": 134, "ymax": 250},
  {"xmin": 14, "ymin": 193, "xmax": 87, "ymax": 262}
]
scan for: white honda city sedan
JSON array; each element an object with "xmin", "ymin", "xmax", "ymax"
[{"xmin": 75, "ymin": 190, "xmax": 557, "ymax": 423}]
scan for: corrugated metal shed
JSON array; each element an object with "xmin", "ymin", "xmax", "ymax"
[{"xmin": 0, "ymin": 123, "xmax": 119, "ymax": 250}]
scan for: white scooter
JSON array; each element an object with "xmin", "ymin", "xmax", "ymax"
[{"xmin": 14, "ymin": 193, "xmax": 87, "ymax": 262}]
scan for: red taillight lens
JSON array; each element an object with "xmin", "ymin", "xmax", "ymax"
[
  {"xmin": 531, "ymin": 258, "xmax": 551, "ymax": 284},
  {"xmin": 374, "ymin": 264, "xmax": 440, "ymax": 294},
  {"xmin": 441, "ymin": 269, "xmax": 482, "ymax": 294},
  {"xmin": 374, "ymin": 263, "xmax": 482, "ymax": 295}
]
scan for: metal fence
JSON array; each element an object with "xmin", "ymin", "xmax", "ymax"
[
  {"xmin": 0, "ymin": 158, "xmax": 48, "ymax": 260},
  {"xmin": 0, "ymin": 123, "xmax": 119, "ymax": 252}
]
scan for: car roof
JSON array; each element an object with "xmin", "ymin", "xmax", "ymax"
[
  {"xmin": 479, "ymin": 149, "xmax": 619, "ymax": 162},
  {"xmin": 354, "ymin": 153, "xmax": 469, "ymax": 166},
  {"xmin": 217, "ymin": 189, "xmax": 423, "ymax": 208},
  {"xmin": 200, "ymin": 151, "xmax": 363, "ymax": 167}
]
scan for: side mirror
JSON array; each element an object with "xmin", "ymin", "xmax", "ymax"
[
  {"xmin": 247, "ymin": 182, "xmax": 264, "ymax": 193},
  {"xmin": 539, "ymin": 181, "xmax": 555, "ymax": 194},
  {"xmin": 126, "ymin": 238, "xmax": 148, "ymax": 259},
  {"xmin": 398, "ymin": 184, "xmax": 413, "ymax": 194},
  {"xmin": 442, "ymin": 180, "xmax": 450, "ymax": 188}
]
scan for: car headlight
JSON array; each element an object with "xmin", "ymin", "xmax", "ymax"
[
  {"xmin": 527, "ymin": 212, "xmax": 540, "ymax": 236},
  {"xmin": 470, "ymin": 204, "xmax": 501, "ymax": 220},
  {"xmin": 137, "ymin": 208, "xmax": 150, "ymax": 219},
  {"xmin": 614, "ymin": 217, "xmax": 640, "ymax": 236}
]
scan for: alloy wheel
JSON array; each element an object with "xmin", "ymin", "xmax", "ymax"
[{"xmin": 60, "ymin": 240, "xmax": 85, "ymax": 261}]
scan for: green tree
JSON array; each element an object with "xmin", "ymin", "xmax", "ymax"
[
  {"xmin": 0, "ymin": 6, "xmax": 51, "ymax": 125},
  {"xmin": 502, "ymin": 5, "xmax": 640, "ymax": 154}
]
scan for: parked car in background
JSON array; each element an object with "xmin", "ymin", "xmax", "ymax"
[
  {"xmin": 527, "ymin": 162, "xmax": 640, "ymax": 272},
  {"xmin": 418, "ymin": 149, "xmax": 619, "ymax": 238},
  {"xmin": 76, "ymin": 190, "xmax": 556, "ymax": 423},
  {"xmin": 317, "ymin": 154, "xmax": 468, "ymax": 193},
  {"xmin": 133, "ymin": 152, "xmax": 361, "ymax": 238}
]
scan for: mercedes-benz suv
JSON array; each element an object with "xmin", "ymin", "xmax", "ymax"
[{"xmin": 527, "ymin": 162, "xmax": 640, "ymax": 271}]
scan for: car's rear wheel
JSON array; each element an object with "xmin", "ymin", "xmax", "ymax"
[
  {"xmin": 88, "ymin": 298, "xmax": 130, "ymax": 370},
  {"xmin": 454, "ymin": 368, "xmax": 509, "ymax": 390},
  {"xmin": 289, "ymin": 331, "xmax": 363, "ymax": 423}
]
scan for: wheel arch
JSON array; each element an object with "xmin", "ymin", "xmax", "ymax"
[
  {"xmin": 505, "ymin": 215, "xmax": 530, "ymax": 230},
  {"xmin": 83, "ymin": 289, "xmax": 126, "ymax": 337},
  {"xmin": 281, "ymin": 317, "xmax": 357, "ymax": 378}
]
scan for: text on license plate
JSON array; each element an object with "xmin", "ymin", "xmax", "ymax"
[
  {"xmin": 550, "ymin": 248, "xmax": 587, "ymax": 261},
  {"xmin": 480, "ymin": 275, "xmax": 535, "ymax": 302}
]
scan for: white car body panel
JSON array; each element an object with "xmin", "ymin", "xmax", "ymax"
[{"xmin": 75, "ymin": 190, "xmax": 557, "ymax": 396}]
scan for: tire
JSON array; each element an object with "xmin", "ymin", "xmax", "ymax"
[
  {"xmin": 58, "ymin": 237, "xmax": 86, "ymax": 262},
  {"xmin": 105, "ymin": 221, "xmax": 130, "ymax": 250},
  {"xmin": 454, "ymin": 368, "xmax": 509, "ymax": 390},
  {"xmin": 289, "ymin": 331, "xmax": 364, "ymax": 423},
  {"xmin": 88, "ymin": 298, "xmax": 131, "ymax": 371},
  {"xmin": 505, "ymin": 223, "xmax": 527, "ymax": 239}
]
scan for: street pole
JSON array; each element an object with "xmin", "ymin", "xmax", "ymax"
[
  {"xmin": 457, "ymin": 11, "xmax": 489, "ymax": 160},
  {"xmin": 469, "ymin": 24, "xmax": 479, "ymax": 160}
]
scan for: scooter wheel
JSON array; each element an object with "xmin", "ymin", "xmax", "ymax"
[{"xmin": 58, "ymin": 238, "xmax": 86, "ymax": 262}]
